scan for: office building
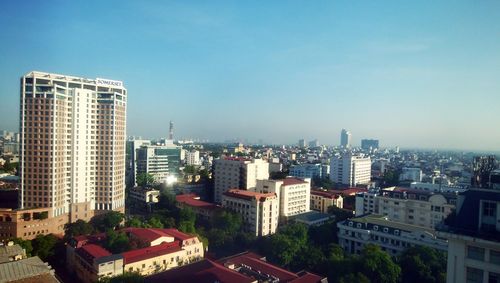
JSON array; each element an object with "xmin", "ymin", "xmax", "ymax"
[
  {"xmin": 437, "ymin": 189, "xmax": 500, "ymax": 283},
  {"xmin": 136, "ymin": 144, "xmax": 181, "ymax": 185},
  {"xmin": 399, "ymin": 167, "xmax": 423, "ymax": 182},
  {"xmin": 213, "ymin": 158, "xmax": 269, "ymax": 203},
  {"xmin": 289, "ymin": 163, "xmax": 323, "ymax": 179},
  {"xmin": 127, "ymin": 139, "xmax": 151, "ymax": 187},
  {"xmin": 254, "ymin": 177, "xmax": 311, "ymax": 218},
  {"xmin": 309, "ymin": 139, "xmax": 319, "ymax": 148},
  {"xmin": 330, "ymin": 155, "xmax": 371, "ymax": 186},
  {"xmin": 340, "ymin": 129, "xmax": 351, "ymax": 148},
  {"xmin": 1, "ymin": 71, "xmax": 127, "ymax": 239},
  {"xmin": 361, "ymin": 139, "xmax": 379, "ymax": 150},
  {"xmin": 298, "ymin": 139, "xmax": 306, "ymax": 148},
  {"xmin": 222, "ymin": 189, "xmax": 279, "ymax": 236},
  {"xmin": 338, "ymin": 214, "xmax": 448, "ymax": 256}
]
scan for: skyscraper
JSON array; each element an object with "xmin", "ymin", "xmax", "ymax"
[
  {"xmin": 169, "ymin": 120, "xmax": 174, "ymax": 140},
  {"xmin": 18, "ymin": 71, "xmax": 127, "ymax": 234},
  {"xmin": 330, "ymin": 154, "xmax": 371, "ymax": 186},
  {"xmin": 361, "ymin": 139, "xmax": 379, "ymax": 150},
  {"xmin": 340, "ymin": 129, "xmax": 351, "ymax": 148}
]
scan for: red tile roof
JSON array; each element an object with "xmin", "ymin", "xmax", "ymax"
[
  {"xmin": 330, "ymin": 188, "xmax": 368, "ymax": 196},
  {"xmin": 176, "ymin": 194, "xmax": 221, "ymax": 210},
  {"xmin": 219, "ymin": 252, "xmax": 297, "ymax": 281},
  {"xmin": 311, "ymin": 189, "xmax": 342, "ymax": 199},
  {"xmin": 224, "ymin": 189, "xmax": 276, "ymax": 202},
  {"xmin": 223, "ymin": 157, "xmax": 250, "ymax": 162},
  {"xmin": 147, "ymin": 259, "xmax": 254, "ymax": 283},
  {"xmin": 122, "ymin": 241, "xmax": 182, "ymax": 264},
  {"xmin": 289, "ymin": 271, "xmax": 325, "ymax": 283},
  {"xmin": 80, "ymin": 244, "xmax": 111, "ymax": 259},
  {"xmin": 122, "ymin": 227, "xmax": 195, "ymax": 243},
  {"xmin": 282, "ymin": 178, "xmax": 309, "ymax": 186}
]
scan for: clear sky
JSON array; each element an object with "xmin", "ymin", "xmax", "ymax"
[{"xmin": 1, "ymin": 1, "xmax": 499, "ymax": 150}]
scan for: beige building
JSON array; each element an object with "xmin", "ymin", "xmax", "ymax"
[
  {"xmin": 254, "ymin": 177, "xmax": 311, "ymax": 218},
  {"xmin": 222, "ymin": 189, "xmax": 279, "ymax": 236},
  {"xmin": 67, "ymin": 228, "xmax": 204, "ymax": 283},
  {"xmin": 213, "ymin": 157, "xmax": 269, "ymax": 203},
  {"xmin": 310, "ymin": 189, "xmax": 343, "ymax": 213},
  {"xmin": 1, "ymin": 71, "xmax": 127, "ymax": 239}
]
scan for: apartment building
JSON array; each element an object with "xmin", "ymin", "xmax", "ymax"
[
  {"xmin": 222, "ymin": 189, "xmax": 279, "ymax": 236},
  {"xmin": 185, "ymin": 150, "xmax": 200, "ymax": 166},
  {"xmin": 0, "ymin": 71, "xmax": 127, "ymax": 240},
  {"xmin": 330, "ymin": 155, "xmax": 371, "ymax": 186},
  {"xmin": 254, "ymin": 177, "xmax": 311, "ymax": 218},
  {"xmin": 337, "ymin": 214, "xmax": 448, "ymax": 256},
  {"xmin": 437, "ymin": 189, "xmax": 500, "ymax": 283},
  {"xmin": 213, "ymin": 157, "xmax": 269, "ymax": 203},
  {"xmin": 67, "ymin": 228, "xmax": 204, "ymax": 283}
]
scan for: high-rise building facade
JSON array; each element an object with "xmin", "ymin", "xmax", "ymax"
[
  {"xmin": 136, "ymin": 144, "xmax": 181, "ymax": 184},
  {"xmin": 330, "ymin": 154, "xmax": 371, "ymax": 186},
  {"xmin": 340, "ymin": 129, "xmax": 351, "ymax": 148},
  {"xmin": 15, "ymin": 71, "xmax": 126, "ymax": 237}
]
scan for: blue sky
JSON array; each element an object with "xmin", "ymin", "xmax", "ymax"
[{"xmin": 1, "ymin": 1, "xmax": 499, "ymax": 150}]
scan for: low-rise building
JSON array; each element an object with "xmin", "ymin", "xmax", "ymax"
[
  {"xmin": 0, "ymin": 256, "xmax": 59, "ymax": 283},
  {"xmin": 128, "ymin": 187, "xmax": 160, "ymax": 204},
  {"xmin": 437, "ymin": 189, "xmax": 500, "ymax": 283},
  {"xmin": 310, "ymin": 189, "xmax": 343, "ymax": 213},
  {"xmin": 222, "ymin": 189, "xmax": 279, "ymax": 236},
  {"xmin": 67, "ymin": 228, "xmax": 204, "ymax": 283},
  {"xmin": 0, "ymin": 243, "xmax": 26, "ymax": 263},
  {"xmin": 289, "ymin": 211, "xmax": 334, "ymax": 226},
  {"xmin": 0, "ymin": 207, "xmax": 66, "ymax": 240},
  {"xmin": 337, "ymin": 214, "xmax": 448, "ymax": 256}
]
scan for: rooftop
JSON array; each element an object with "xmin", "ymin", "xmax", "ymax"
[
  {"xmin": 0, "ymin": 244, "xmax": 25, "ymax": 264},
  {"xmin": 345, "ymin": 214, "xmax": 435, "ymax": 234},
  {"xmin": 122, "ymin": 241, "xmax": 182, "ymax": 264},
  {"xmin": 0, "ymin": 256, "xmax": 56, "ymax": 283},
  {"xmin": 224, "ymin": 189, "xmax": 276, "ymax": 202},
  {"xmin": 311, "ymin": 189, "xmax": 341, "ymax": 199},
  {"xmin": 176, "ymin": 194, "xmax": 221, "ymax": 210},
  {"xmin": 282, "ymin": 178, "xmax": 309, "ymax": 186}
]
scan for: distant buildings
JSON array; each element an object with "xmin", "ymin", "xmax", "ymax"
[
  {"xmin": 308, "ymin": 139, "xmax": 319, "ymax": 148},
  {"xmin": 330, "ymin": 155, "xmax": 371, "ymax": 186},
  {"xmin": 472, "ymin": 156, "xmax": 498, "ymax": 188},
  {"xmin": 340, "ymin": 129, "xmax": 352, "ymax": 148},
  {"xmin": 337, "ymin": 214, "xmax": 448, "ymax": 256},
  {"xmin": 437, "ymin": 189, "xmax": 500, "ymax": 283},
  {"xmin": 361, "ymin": 139, "xmax": 379, "ymax": 150},
  {"xmin": 1, "ymin": 71, "xmax": 127, "ymax": 239},
  {"xmin": 185, "ymin": 150, "xmax": 200, "ymax": 166},
  {"xmin": 298, "ymin": 139, "xmax": 306, "ymax": 148},
  {"xmin": 289, "ymin": 163, "xmax": 325, "ymax": 179},
  {"xmin": 254, "ymin": 178, "xmax": 311, "ymax": 218},
  {"xmin": 222, "ymin": 189, "xmax": 279, "ymax": 236},
  {"xmin": 67, "ymin": 228, "xmax": 204, "ymax": 283},
  {"xmin": 213, "ymin": 158, "xmax": 269, "ymax": 203},
  {"xmin": 399, "ymin": 167, "xmax": 423, "ymax": 182}
]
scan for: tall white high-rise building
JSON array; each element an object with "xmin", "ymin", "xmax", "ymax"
[
  {"xmin": 213, "ymin": 157, "xmax": 269, "ymax": 203},
  {"xmin": 186, "ymin": 150, "xmax": 200, "ymax": 166},
  {"xmin": 340, "ymin": 129, "xmax": 351, "ymax": 148},
  {"xmin": 20, "ymin": 71, "xmax": 127, "ymax": 223},
  {"xmin": 330, "ymin": 154, "xmax": 371, "ymax": 186}
]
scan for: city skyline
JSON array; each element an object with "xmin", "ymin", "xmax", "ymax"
[{"xmin": 1, "ymin": 1, "xmax": 500, "ymax": 151}]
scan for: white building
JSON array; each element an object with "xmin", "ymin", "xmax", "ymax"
[
  {"xmin": 337, "ymin": 214, "xmax": 448, "ymax": 256},
  {"xmin": 254, "ymin": 177, "xmax": 311, "ymax": 218},
  {"xmin": 399, "ymin": 167, "xmax": 423, "ymax": 182},
  {"xmin": 410, "ymin": 182, "xmax": 469, "ymax": 193},
  {"xmin": 355, "ymin": 189, "xmax": 380, "ymax": 216},
  {"xmin": 222, "ymin": 189, "xmax": 279, "ymax": 236},
  {"xmin": 127, "ymin": 139, "xmax": 151, "ymax": 187},
  {"xmin": 186, "ymin": 150, "xmax": 200, "ymax": 166},
  {"xmin": 437, "ymin": 189, "xmax": 500, "ymax": 283},
  {"xmin": 330, "ymin": 155, "xmax": 371, "ymax": 186},
  {"xmin": 213, "ymin": 158, "xmax": 269, "ymax": 203},
  {"xmin": 20, "ymin": 71, "xmax": 127, "ymax": 224}
]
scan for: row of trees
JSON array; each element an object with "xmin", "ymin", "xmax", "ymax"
[{"xmin": 255, "ymin": 222, "xmax": 446, "ymax": 283}]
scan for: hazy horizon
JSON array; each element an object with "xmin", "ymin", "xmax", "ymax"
[{"xmin": 1, "ymin": 1, "xmax": 500, "ymax": 151}]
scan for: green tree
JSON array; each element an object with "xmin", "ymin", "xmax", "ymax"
[
  {"xmin": 212, "ymin": 210, "xmax": 242, "ymax": 234},
  {"xmin": 99, "ymin": 272, "xmax": 144, "ymax": 283},
  {"xmin": 105, "ymin": 230, "xmax": 130, "ymax": 253},
  {"xmin": 64, "ymin": 219, "xmax": 94, "ymax": 240},
  {"xmin": 357, "ymin": 244, "xmax": 400, "ymax": 283},
  {"xmin": 398, "ymin": 246, "xmax": 446, "ymax": 283},
  {"xmin": 383, "ymin": 170, "xmax": 400, "ymax": 186},
  {"xmin": 184, "ymin": 165, "xmax": 196, "ymax": 174},
  {"xmin": 146, "ymin": 216, "xmax": 164, "ymax": 228},
  {"xmin": 327, "ymin": 205, "xmax": 353, "ymax": 223},
  {"xmin": 339, "ymin": 272, "xmax": 371, "ymax": 283},
  {"xmin": 136, "ymin": 173, "xmax": 155, "ymax": 187},
  {"xmin": 178, "ymin": 207, "xmax": 196, "ymax": 233},
  {"xmin": 11, "ymin": 238, "xmax": 33, "ymax": 256},
  {"xmin": 93, "ymin": 211, "xmax": 124, "ymax": 232},
  {"xmin": 32, "ymin": 234, "xmax": 58, "ymax": 261},
  {"xmin": 126, "ymin": 217, "xmax": 144, "ymax": 228}
]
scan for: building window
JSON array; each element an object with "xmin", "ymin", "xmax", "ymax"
[
  {"xmin": 489, "ymin": 272, "xmax": 500, "ymax": 283},
  {"xmin": 483, "ymin": 201, "xmax": 496, "ymax": 217},
  {"xmin": 491, "ymin": 250, "xmax": 500, "ymax": 265},
  {"xmin": 466, "ymin": 267, "xmax": 483, "ymax": 283},
  {"xmin": 467, "ymin": 246, "xmax": 485, "ymax": 261}
]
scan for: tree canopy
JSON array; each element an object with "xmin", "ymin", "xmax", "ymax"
[
  {"xmin": 398, "ymin": 246, "xmax": 446, "ymax": 283},
  {"xmin": 93, "ymin": 211, "xmax": 124, "ymax": 232},
  {"xmin": 136, "ymin": 173, "xmax": 155, "ymax": 187}
]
